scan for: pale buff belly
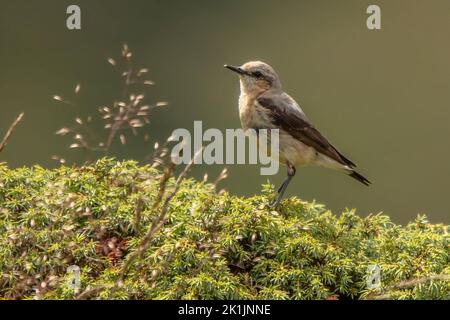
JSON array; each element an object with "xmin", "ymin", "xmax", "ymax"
[
  {"xmin": 275, "ymin": 131, "xmax": 318, "ymax": 167},
  {"xmin": 243, "ymin": 126, "xmax": 319, "ymax": 167},
  {"xmin": 258, "ymin": 131, "xmax": 343, "ymax": 169}
]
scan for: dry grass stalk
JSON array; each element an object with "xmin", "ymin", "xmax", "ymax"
[
  {"xmin": 53, "ymin": 44, "xmax": 168, "ymax": 161},
  {"xmin": 110, "ymin": 148, "xmax": 203, "ymax": 295},
  {"xmin": 0, "ymin": 112, "xmax": 24, "ymax": 154}
]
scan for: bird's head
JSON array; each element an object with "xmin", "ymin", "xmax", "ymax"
[{"xmin": 224, "ymin": 61, "xmax": 281, "ymax": 95}]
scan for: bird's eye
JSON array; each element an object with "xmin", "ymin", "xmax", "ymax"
[{"xmin": 252, "ymin": 71, "xmax": 263, "ymax": 78}]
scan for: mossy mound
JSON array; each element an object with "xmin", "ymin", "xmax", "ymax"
[{"xmin": 0, "ymin": 159, "xmax": 448, "ymax": 299}]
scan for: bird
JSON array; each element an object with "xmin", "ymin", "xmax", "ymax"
[{"xmin": 224, "ymin": 61, "xmax": 370, "ymax": 208}]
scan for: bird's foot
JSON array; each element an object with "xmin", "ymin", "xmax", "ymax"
[{"xmin": 269, "ymin": 197, "xmax": 282, "ymax": 210}]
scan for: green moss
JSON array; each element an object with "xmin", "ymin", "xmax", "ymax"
[{"xmin": 0, "ymin": 158, "xmax": 449, "ymax": 299}]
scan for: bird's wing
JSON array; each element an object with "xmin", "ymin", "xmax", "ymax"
[{"xmin": 257, "ymin": 92, "xmax": 356, "ymax": 168}]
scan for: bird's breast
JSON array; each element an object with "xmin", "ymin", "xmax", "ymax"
[{"xmin": 238, "ymin": 94, "xmax": 270, "ymax": 131}]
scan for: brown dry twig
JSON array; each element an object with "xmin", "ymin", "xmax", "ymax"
[
  {"xmin": 365, "ymin": 274, "xmax": 450, "ymax": 300},
  {"xmin": 86, "ymin": 148, "xmax": 204, "ymax": 299},
  {"xmin": 76, "ymin": 285, "xmax": 108, "ymax": 300},
  {"xmin": 0, "ymin": 112, "xmax": 24, "ymax": 154},
  {"xmin": 118, "ymin": 149, "xmax": 202, "ymax": 281}
]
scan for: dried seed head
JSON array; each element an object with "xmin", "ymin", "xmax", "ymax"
[
  {"xmin": 167, "ymin": 134, "xmax": 176, "ymax": 142},
  {"xmin": 53, "ymin": 95, "xmax": 63, "ymax": 102},
  {"xmin": 130, "ymin": 119, "xmax": 144, "ymax": 128},
  {"xmin": 51, "ymin": 155, "xmax": 66, "ymax": 164},
  {"xmin": 55, "ymin": 128, "xmax": 70, "ymax": 136},
  {"xmin": 75, "ymin": 84, "xmax": 81, "ymax": 94},
  {"xmin": 122, "ymin": 43, "xmax": 129, "ymax": 56},
  {"xmin": 137, "ymin": 68, "xmax": 149, "ymax": 76},
  {"xmin": 156, "ymin": 101, "xmax": 168, "ymax": 107},
  {"xmin": 107, "ymin": 58, "xmax": 116, "ymax": 66},
  {"xmin": 120, "ymin": 134, "xmax": 126, "ymax": 145},
  {"xmin": 152, "ymin": 157, "xmax": 164, "ymax": 167},
  {"xmin": 220, "ymin": 168, "xmax": 228, "ymax": 180}
]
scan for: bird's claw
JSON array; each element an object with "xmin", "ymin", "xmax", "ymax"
[{"xmin": 269, "ymin": 198, "xmax": 281, "ymax": 209}]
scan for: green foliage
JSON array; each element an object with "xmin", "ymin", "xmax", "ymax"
[{"xmin": 0, "ymin": 159, "xmax": 449, "ymax": 299}]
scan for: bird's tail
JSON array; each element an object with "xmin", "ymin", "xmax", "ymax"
[{"xmin": 348, "ymin": 170, "xmax": 371, "ymax": 186}]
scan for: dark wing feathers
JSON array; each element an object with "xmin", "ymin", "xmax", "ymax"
[{"xmin": 257, "ymin": 94, "xmax": 356, "ymax": 168}]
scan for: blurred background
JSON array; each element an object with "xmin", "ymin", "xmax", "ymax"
[{"xmin": 1, "ymin": 0, "xmax": 449, "ymax": 224}]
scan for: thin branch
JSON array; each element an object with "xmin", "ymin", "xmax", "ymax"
[
  {"xmin": 0, "ymin": 112, "xmax": 24, "ymax": 153},
  {"xmin": 111, "ymin": 148, "xmax": 203, "ymax": 294},
  {"xmin": 76, "ymin": 285, "xmax": 108, "ymax": 300},
  {"xmin": 77, "ymin": 148, "xmax": 203, "ymax": 299},
  {"xmin": 132, "ymin": 196, "xmax": 144, "ymax": 234},
  {"xmin": 152, "ymin": 162, "xmax": 175, "ymax": 210},
  {"xmin": 388, "ymin": 274, "xmax": 450, "ymax": 290},
  {"xmin": 365, "ymin": 274, "xmax": 450, "ymax": 300}
]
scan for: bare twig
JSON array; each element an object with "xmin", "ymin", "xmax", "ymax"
[
  {"xmin": 111, "ymin": 148, "xmax": 203, "ymax": 296},
  {"xmin": 76, "ymin": 285, "xmax": 108, "ymax": 300},
  {"xmin": 365, "ymin": 274, "xmax": 450, "ymax": 300},
  {"xmin": 0, "ymin": 112, "xmax": 24, "ymax": 154},
  {"xmin": 152, "ymin": 162, "xmax": 176, "ymax": 210}
]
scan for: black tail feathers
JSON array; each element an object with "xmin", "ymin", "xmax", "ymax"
[{"xmin": 349, "ymin": 170, "xmax": 371, "ymax": 186}]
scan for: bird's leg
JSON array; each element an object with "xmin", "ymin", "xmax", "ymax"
[{"xmin": 271, "ymin": 163, "xmax": 296, "ymax": 208}]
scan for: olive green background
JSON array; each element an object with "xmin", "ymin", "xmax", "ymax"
[{"xmin": 1, "ymin": 1, "xmax": 449, "ymax": 224}]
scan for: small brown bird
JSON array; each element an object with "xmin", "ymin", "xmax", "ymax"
[{"xmin": 225, "ymin": 61, "xmax": 370, "ymax": 208}]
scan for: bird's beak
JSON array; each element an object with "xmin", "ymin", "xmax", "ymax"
[{"xmin": 224, "ymin": 64, "xmax": 246, "ymax": 75}]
